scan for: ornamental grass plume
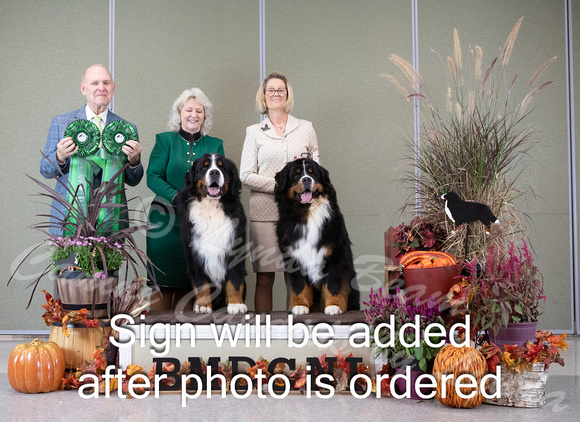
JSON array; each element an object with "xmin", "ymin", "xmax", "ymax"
[{"xmin": 384, "ymin": 17, "xmax": 556, "ymax": 261}]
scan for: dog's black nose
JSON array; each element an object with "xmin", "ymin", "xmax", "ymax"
[
  {"xmin": 301, "ymin": 176, "xmax": 313, "ymax": 189},
  {"xmin": 209, "ymin": 169, "xmax": 221, "ymax": 178}
]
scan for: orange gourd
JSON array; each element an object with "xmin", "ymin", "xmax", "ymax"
[
  {"xmin": 8, "ymin": 338, "xmax": 65, "ymax": 393},
  {"xmin": 433, "ymin": 344, "xmax": 488, "ymax": 408}
]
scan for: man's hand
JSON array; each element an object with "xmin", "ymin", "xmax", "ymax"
[
  {"xmin": 55, "ymin": 137, "xmax": 79, "ymax": 164},
  {"xmin": 123, "ymin": 140, "xmax": 142, "ymax": 165}
]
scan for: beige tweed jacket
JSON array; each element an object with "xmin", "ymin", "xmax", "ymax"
[{"xmin": 240, "ymin": 115, "xmax": 319, "ymax": 221}]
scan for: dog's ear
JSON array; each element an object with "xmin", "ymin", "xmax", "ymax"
[
  {"xmin": 230, "ymin": 161, "xmax": 242, "ymax": 198},
  {"xmin": 274, "ymin": 163, "xmax": 289, "ymax": 196},
  {"xmin": 317, "ymin": 162, "xmax": 331, "ymax": 187},
  {"xmin": 316, "ymin": 162, "xmax": 337, "ymax": 201},
  {"xmin": 184, "ymin": 162, "xmax": 196, "ymax": 188}
]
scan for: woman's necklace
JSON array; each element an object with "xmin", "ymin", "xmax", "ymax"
[{"xmin": 270, "ymin": 117, "xmax": 287, "ymax": 135}]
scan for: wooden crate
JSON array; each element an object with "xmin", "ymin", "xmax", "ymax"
[{"xmin": 384, "ymin": 227, "xmax": 404, "ymax": 293}]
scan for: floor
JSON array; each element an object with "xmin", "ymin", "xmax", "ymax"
[{"xmin": 0, "ymin": 334, "xmax": 578, "ymax": 422}]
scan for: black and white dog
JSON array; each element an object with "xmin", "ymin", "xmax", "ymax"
[
  {"xmin": 274, "ymin": 158, "xmax": 359, "ymax": 315},
  {"xmin": 441, "ymin": 191, "xmax": 499, "ymax": 234},
  {"xmin": 175, "ymin": 153, "xmax": 247, "ymax": 314}
]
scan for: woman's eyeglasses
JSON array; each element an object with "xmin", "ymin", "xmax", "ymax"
[{"xmin": 265, "ymin": 88, "xmax": 287, "ymax": 97}]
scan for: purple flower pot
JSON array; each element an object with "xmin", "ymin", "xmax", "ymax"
[
  {"xmin": 488, "ymin": 321, "xmax": 538, "ymax": 349},
  {"xmin": 394, "ymin": 366, "xmax": 435, "ymax": 400}
]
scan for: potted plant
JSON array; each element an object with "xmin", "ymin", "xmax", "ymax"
[
  {"xmin": 8, "ymin": 157, "xmax": 157, "ymax": 315},
  {"xmin": 480, "ymin": 330, "xmax": 567, "ymax": 407},
  {"xmin": 384, "ymin": 17, "xmax": 556, "ymax": 262},
  {"xmin": 364, "ymin": 287, "xmax": 444, "ymax": 399},
  {"xmin": 447, "ymin": 239, "xmax": 545, "ymax": 347},
  {"xmin": 392, "ymin": 216, "xmax": 446, "ymax": 260}
]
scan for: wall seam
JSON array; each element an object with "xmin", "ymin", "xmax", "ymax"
[
  {"xmin": 412, "ymin": 0, "xmax": 420, "ymax": 210},
  {"xmin": 109, "ymin": 0, "xmax": 116, "ymax": 112},
  {"xmin": 259, "ymin": 0, "xmax": 266, "ymax": 122},
  {"xmin": 565, "ymin": 0, "xmax": 578, "ymax": 334}
]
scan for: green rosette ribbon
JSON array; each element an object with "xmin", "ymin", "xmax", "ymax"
[
  {"xmin": 102, "ymin": 120, "xmax": 137, "ymax": 155},
  {"xmin": 64, "ymin": 119, "xmax": 100, "ymax": 156},
  {"xmin": 65, "ymin": 121, "xmax": 129, "ymax": 237}
]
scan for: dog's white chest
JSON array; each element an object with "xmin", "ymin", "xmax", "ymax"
[
  {"xmin": 188, "ymin": 199, "xmax": 235, "ymax": 284},
  {"xmin": 444, "ymin": 200, "xmax": 455, "ymax": 222},
  {"xmin": 289, "ymin": 198, "xmax": 332, "ymax": 284}
]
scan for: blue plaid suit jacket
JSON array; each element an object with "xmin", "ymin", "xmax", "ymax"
[{"xmin": 40, "ymin": 106, "xmax": 144, "ymax": 235}]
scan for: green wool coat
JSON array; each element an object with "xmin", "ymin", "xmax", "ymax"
[{"xmin": 146, "ymin": 131, "xmax": 225, "ymax": 288}]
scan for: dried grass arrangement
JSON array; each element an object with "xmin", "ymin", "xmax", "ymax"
[{"xmin": 385, "ymin": 17, "xmax": 556, "ymax": 261}]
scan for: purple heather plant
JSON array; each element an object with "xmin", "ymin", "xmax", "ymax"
[
  {"xmin": 458, "ymin": 240, "xmax": 545, "ymax": 340},
  {"xmin": 364, "ymin": 287, "xmax": 444, "ymax": 371}
]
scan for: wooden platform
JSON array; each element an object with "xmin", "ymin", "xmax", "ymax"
[{"xmin": 117, "ymin": 310, "xmax": 372, "ymax": 374}]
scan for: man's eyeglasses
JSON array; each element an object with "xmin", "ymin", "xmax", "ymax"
[{"xmin": 265, "ymin": 88, "xmax": 287, "ymax": 97}]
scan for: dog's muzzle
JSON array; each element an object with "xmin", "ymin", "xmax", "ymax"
[
  {"xmin": 204, "ymin": 168, "xmax": 224, "ymax": 198},
  {"xmin": 298, "ymin": 176, "xmax": 314, "ymax": 203}
]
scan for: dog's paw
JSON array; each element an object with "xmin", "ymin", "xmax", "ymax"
[
  {"xmin": 291, "ymin": 305, "xmax": 310, "ymax": 315},
  {"xmin": 227, "ymin": 303, "xmax": 248, "ymax": 315},
  {"xmin": 324, "ymin": 305, "xmax": 343, "ymax": 315},
  {"xmin": 194, "ymin": 305, "xmax": 212, "ymax": 314}
]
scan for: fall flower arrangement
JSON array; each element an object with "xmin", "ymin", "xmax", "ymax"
[
  {"xmin": 8, "ymin": 158, "xmax": 157, "ymax": 307},
  {"xmin": 447, "ymin": 240, "xmax": 545, "ymax": 342},
  {"xmin": 365, "ymin": 287, "xmax": 444, "ymax": 371},
  {"xmin": 384, "ymin": 17, "xmax": 556, "ymax": 261},
  {"xmin": 60, "ymin": 347, "xmax": 148, "ymax": 397},
  {"xmin": 481, "ymin": 330, "xmax": 567, "ymax": 374}
]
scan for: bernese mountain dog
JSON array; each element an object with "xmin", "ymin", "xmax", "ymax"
[
  {"xmin": 441, "ymin": 191, "xmax": 499, "ymax": 234},
  {"xmin": 274, "ymin": 158, "xmax": 359, "ymax": 315},
  {"xmin": 175, "ymin": 153, "xmax": 247, "ymax": 315}
]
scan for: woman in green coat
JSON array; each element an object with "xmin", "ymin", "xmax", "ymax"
[{"xmin": 146, "ymin": 88, "xmax": 224, "ymax": 310}]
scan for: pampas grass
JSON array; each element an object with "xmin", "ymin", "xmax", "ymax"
[{"xmin": 384, "ymin": 17, "xmax": 556, "ymax": 261}]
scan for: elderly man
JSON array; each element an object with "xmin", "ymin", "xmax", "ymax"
[{"xmin": 40, "ymin": 64, "xmax": 143, "ymax": 235}]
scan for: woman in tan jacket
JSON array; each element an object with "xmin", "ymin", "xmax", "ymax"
[{"xmin": 240, "ymin": 72, "xmax": 319, "ymax": 312}]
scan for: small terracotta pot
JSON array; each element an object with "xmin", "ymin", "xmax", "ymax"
[{"xmin": 402, "ymin": 264, "xmax": 462, "ymax": 307}]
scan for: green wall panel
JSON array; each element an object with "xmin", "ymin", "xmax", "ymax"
[{"xmin": 0, "ymin": 0, "xmax": 109, "ymax": 330}]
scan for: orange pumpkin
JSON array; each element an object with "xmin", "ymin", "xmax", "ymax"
[
  {"xmin": 400, "ymin": 251, "xmax": 457, "ymax": 268},
  {"xmin": 433, "ymin": 344, "xmax": 488, "ymax": 408},
  {"xmin": 8, "ymin": 338, "xmax": 65, "ymax": 393}
]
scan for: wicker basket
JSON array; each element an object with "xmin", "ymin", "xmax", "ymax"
[
  {"xmin": 433, "ymin": 344, "xmax": 488, "ymax": 408},
  {"xmin": 484, "ymin": 362, "xmax": 547, "ymax": 407}
]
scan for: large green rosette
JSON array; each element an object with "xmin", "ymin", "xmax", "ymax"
[
  {"xmin": 64, "ymin": 119, "xmax": 100, "ymax": 156},
  {"xmin": 102, "ymin": 120, "xmax": 137, "ymax": 155}
]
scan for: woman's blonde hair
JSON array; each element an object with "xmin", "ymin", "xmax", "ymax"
[
  {"xmin": 168, "ymin": 88, "xmax": 213, "ymax": 135},
  {"xmin": 255, "ymin": 72, "xmax": 294, "ymax": 114}
]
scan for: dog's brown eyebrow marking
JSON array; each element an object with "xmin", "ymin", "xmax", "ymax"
[
  {"xmin": 204, "ymin": 161, "xmax": 210, "ymax": 166},
  {"xmin": 307, "ymin": 168, "xmax": 313, "ymax": 173},
  {"xmin": 218, "ymin": 161, "xmax": 223, "ymax": 166},
  {"xmin": 296, "ymin": 168, "xmax": 301, "ymax": 173}
]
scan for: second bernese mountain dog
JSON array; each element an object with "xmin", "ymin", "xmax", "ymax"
[
  {"xmin": 274, "ymin": 158, "xmax": 359, "ymax": 315},
  {"xmin": 175, "ymin": 153, "xmax": 247, "ymax": 315}
]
